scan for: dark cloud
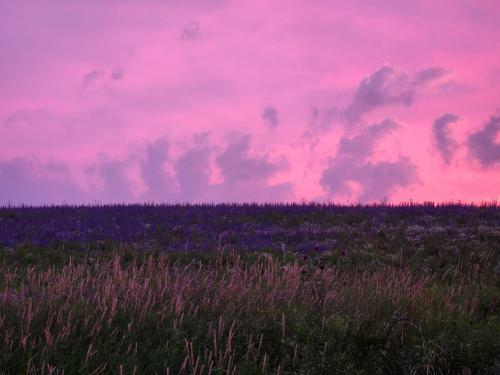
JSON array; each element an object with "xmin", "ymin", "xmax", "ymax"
[
  {"xmin": 83, "ymin": 67, "xmax": 124, "ymax": 90},
  {"xmin": 175, "ymin": 137, "xmax": 213, "ymax": 202},
  {"xmin": 111, "ymin": 67, "xmax": 124, "ymax": 81},
  {"xmin": 321, "ymin": 157, "xmax": 417, "ymax": 201},
  {"xmin": 262, "ymin": 106, "xmax": 279, "ymax": 129},
  {"xmin": 83, "ymin": 70, "xmax": 106, "ymax": 90},
  {"xmin": 85, "ymin": 137, "xmax": 176, "ymax": 203},
  {"xmin": 4, "ymin": 109, "xmax": 52, "ymax": 127},
  {"xmin": 319, "ymin": 118, "xmax": 417, "ymax": 202},
  {"xmin": 214, "ymin": 134, "xmax": 292, "ymax": 202},
  {"xmin": 181, "ymin": 21, "xmax": 200, "ymax": 39},
  {"xmin": 139, "ymin": 137, "xmax": 177, "ymax": 201},
  {"xmin": 432, "ymin": 113, "xmax": 459, "ymax": 164},
  {"xmin": 307, "ymin": 105, "xmax": 342, "ymax": 133},
  {"xmin": 217, "ymin": 135, "xmax": 282, "ymax": 183},
  {"xmin": 415, "ymin": 67, "xmax": 448, "ymax": 83},
  {"xmin": 345, "ymin": 65, "xmax": 446, "ymax": 124},
  {"xmin": 87, "ymin": 134, "xmax": 292, "ymax": 203},
  {"xmin": 172, "ymin": 134, "xmax": 292, "ymax": 202},
  {"xmin": 357, "ymin": 158, "xmax": 416, "ymax": 201},
  {"xmin": 337, "ymin": 118, "xmax": 399, "ymax": 160},
  {"xmin": 0, "ymin": 134, "xmax": 293, "ymax": 205},
  {"xmin": 92, "ymin": 133, "xmax": 292, "ymax": 203},
  {"xmin": 302, "ymin": 106, "xmax": 343, "ymax": 150},
  {"xmin": 467, "ymin": 116, "xmax": 500, "ymax": 166},
  {"xmin": 88, "ymin": 158, "xmax": 136, "ymax": 204},
  {"xmin": 0, "ymin": 158, "xmax": 84, "ymax": 205},
  {"xmin": 303, "ymin": 66, "xmax": 446, "ymax": 149}
]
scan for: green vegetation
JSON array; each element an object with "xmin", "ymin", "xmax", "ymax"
[{"xmin": 1, "ymin": 247, "xmax": 498, "ymax": 374}]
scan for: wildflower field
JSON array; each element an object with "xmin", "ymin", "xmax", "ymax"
[{"xmin": 0, "ymin": 203, "xmax": 499, "ymax": 374}]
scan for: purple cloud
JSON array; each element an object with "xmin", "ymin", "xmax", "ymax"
[
  {"xmin": 83, "ymin": 67, "xmax": 124, "ymax": 90},
  {"xmin": 345, "ymin": 66, "xmax": 447, "ymax": 124},
  {"xmin": 467, "ymin": 116, "xmax": 500, "ymax": 167},
  {"xmin": 217, "ymin": 135, "xmax": 281, "ymax": 183},
  {"xmin": 4, "ymin": 109, "xmax": 53, "ymax": 127},
  {"xmin": 91, "ymin": 137, "xmax": 177, "ymax": 203},
  {"xmin": 111, "ymin": 67, "xmax": 124, "ymax": 81},
  {"xmin": 87, "ymin": 158, "xmax": 136, "ymax": 204},
  {"xmin": 86, "ymin": 134, "xmax": 293, "ymax": 203},
  {"xmin": 174, "ymin": 134, "xmax": 292, "ymax": 202},
  {"xmin": 175, "ymin": 135, "xmax": 213, "ymax": 201},
  {"xmin": 0, "ymin": 158, "xmax": 83, "ymax": 205},
  {"xmin": 320, "ymin": 118, "xmax": 417, "ymax": 201},
  {"xmin": 304, "ymin": 65, "xmax": 447, "ymax": 148},
  {"xmin": 214, "ymin": 134, "xmax": 292, "ymax": 202},
  {"xmin": 433, "ymin": 113, "xmax": 459, "ymax": 165},
  {"xmin": 85, "ymin": 137, "xmax": 176, "ymax": 204},
  {"xmin": 321, "ymin": 157, "xmax": 417, "ymax": 201},
  {"xmin": 181, "ymin": 20, "xmax": 201, "ymax": 40},
  {"xmin": 139, "ymin": 137, "xmax": 177, "ymax": 202},
  {"xmin": 83, "ymin": 70, "xmax": 106, "ymax": 90},
  {"xmin": 303, "ymin": 106, "xmax": 343, "ymax": 150},
  {"xmin": 337, "ymin": 118, "xmax": 399, "ymax": 160},
  {"xmin": 262, "ymin": 106, "xmax": 279, "ymax": 129}
]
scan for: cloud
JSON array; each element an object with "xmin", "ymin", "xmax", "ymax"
[
  {"xmin": 467, "ymin": 115, "xmax": 500, "ymax": 166},
  {"xmin": 181, "ymin": 20, "xmax": 200, "ymax": 40},
  {"xmin": 303, "ymin": 66, "xmax": 447, "ymax": 148},
  {"xmin": 175, "ymin": 135, "xmax": 213, "ymax": 201},
  {"xmin": 0, "ymin": 158, "xmax": 84, "ymax": 205},
  {"xmin": 87, "ymin": 157, "xmax": 136, "ymax": 203},
  {"xmin": 85, "ymin": 134, "xmax": 293, "ymax": 203},
  {"xmin": 85, "ymin": 137, "xmax": 176, "ymax": 203},
  {"xmin": 83, "ymin": 70, "xmax": 106, "ymax": 90},
  {"xmin": 262, "ymin": 106, "xmax": 279, "ymax": 129},
  {"xmin": 111, "ymin": 67, "xmax": 124, "ymax": 81},
  {"xmin": 414, "ymin": 67, "xmax": 448, "ymax": 83},
  {"xmin": 302, "ymin": 106, "xmax": 343, "ymax": 150},
  {"xmin": 82, "ymin": 67, "xmax": 125, "ymax": 90},
  {"xmin": 337, "ymin": 118, "xmax": 399, "ymax": 160},
  {"xmin": 217, "ymin": 135, "xmax": 282, "ymax": 183},
  {"xmin": 321, "ymin": 157, "xmax": 417, "ymax": 201},
  {"xmin": 214, "ymin": 134, "xmax": 292, "ymax": 202},
  {"xmin": 432, "ymin": 113, "xmax": 459, "ymax": 164},
  {"xmin": 319, "ymin": 118, "xmax": 417, "ymax": 201},
  {"xmin": 4, "ymin": 109, "xmax": 53, "ymax": 127},
  {"xmin": 173, "ymin": 133, "xmax": 293, "ymax": 202},
  {"xmin": 139, "ymin": 137, "xmax": 177, "ymax": 201},
  {"xmin": 345, "ymin": 66, "xmax": 447, "ymax": 124}
]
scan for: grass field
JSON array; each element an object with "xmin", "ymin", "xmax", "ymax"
[{"xmin": 0, "ymin": 203, "xmax": 499, "ymax": 374}]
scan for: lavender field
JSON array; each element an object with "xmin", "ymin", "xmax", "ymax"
[{"xmin": 0, "ymin": 203, "xmax": 499, "ymax": 374}]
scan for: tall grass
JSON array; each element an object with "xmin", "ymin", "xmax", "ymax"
[{"xmin": 1, "ymin": 250, "xmax": 498, "ymax": 374}]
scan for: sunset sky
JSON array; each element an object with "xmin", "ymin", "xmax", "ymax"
[{"xmin": 1, "ymin": 0, "xmax": 499, "ymax": 205}]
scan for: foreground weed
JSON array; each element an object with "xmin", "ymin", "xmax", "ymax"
[{"xmin": 0, "ymin": 251, "xmax": 498, "ymax": 374}]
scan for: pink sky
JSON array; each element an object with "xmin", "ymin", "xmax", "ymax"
[{"xmin": 1, "ymin": 0, "xmax": 499, "ymax": 205}]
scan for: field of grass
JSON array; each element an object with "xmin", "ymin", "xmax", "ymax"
[{"xmin": 0, "ymin": 203, "xmax": 499, "ymax": 374}]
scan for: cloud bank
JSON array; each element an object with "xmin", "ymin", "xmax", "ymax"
[{"xmin": 0, "ymin": 134, "xmax": 292, "ymax": 205}]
